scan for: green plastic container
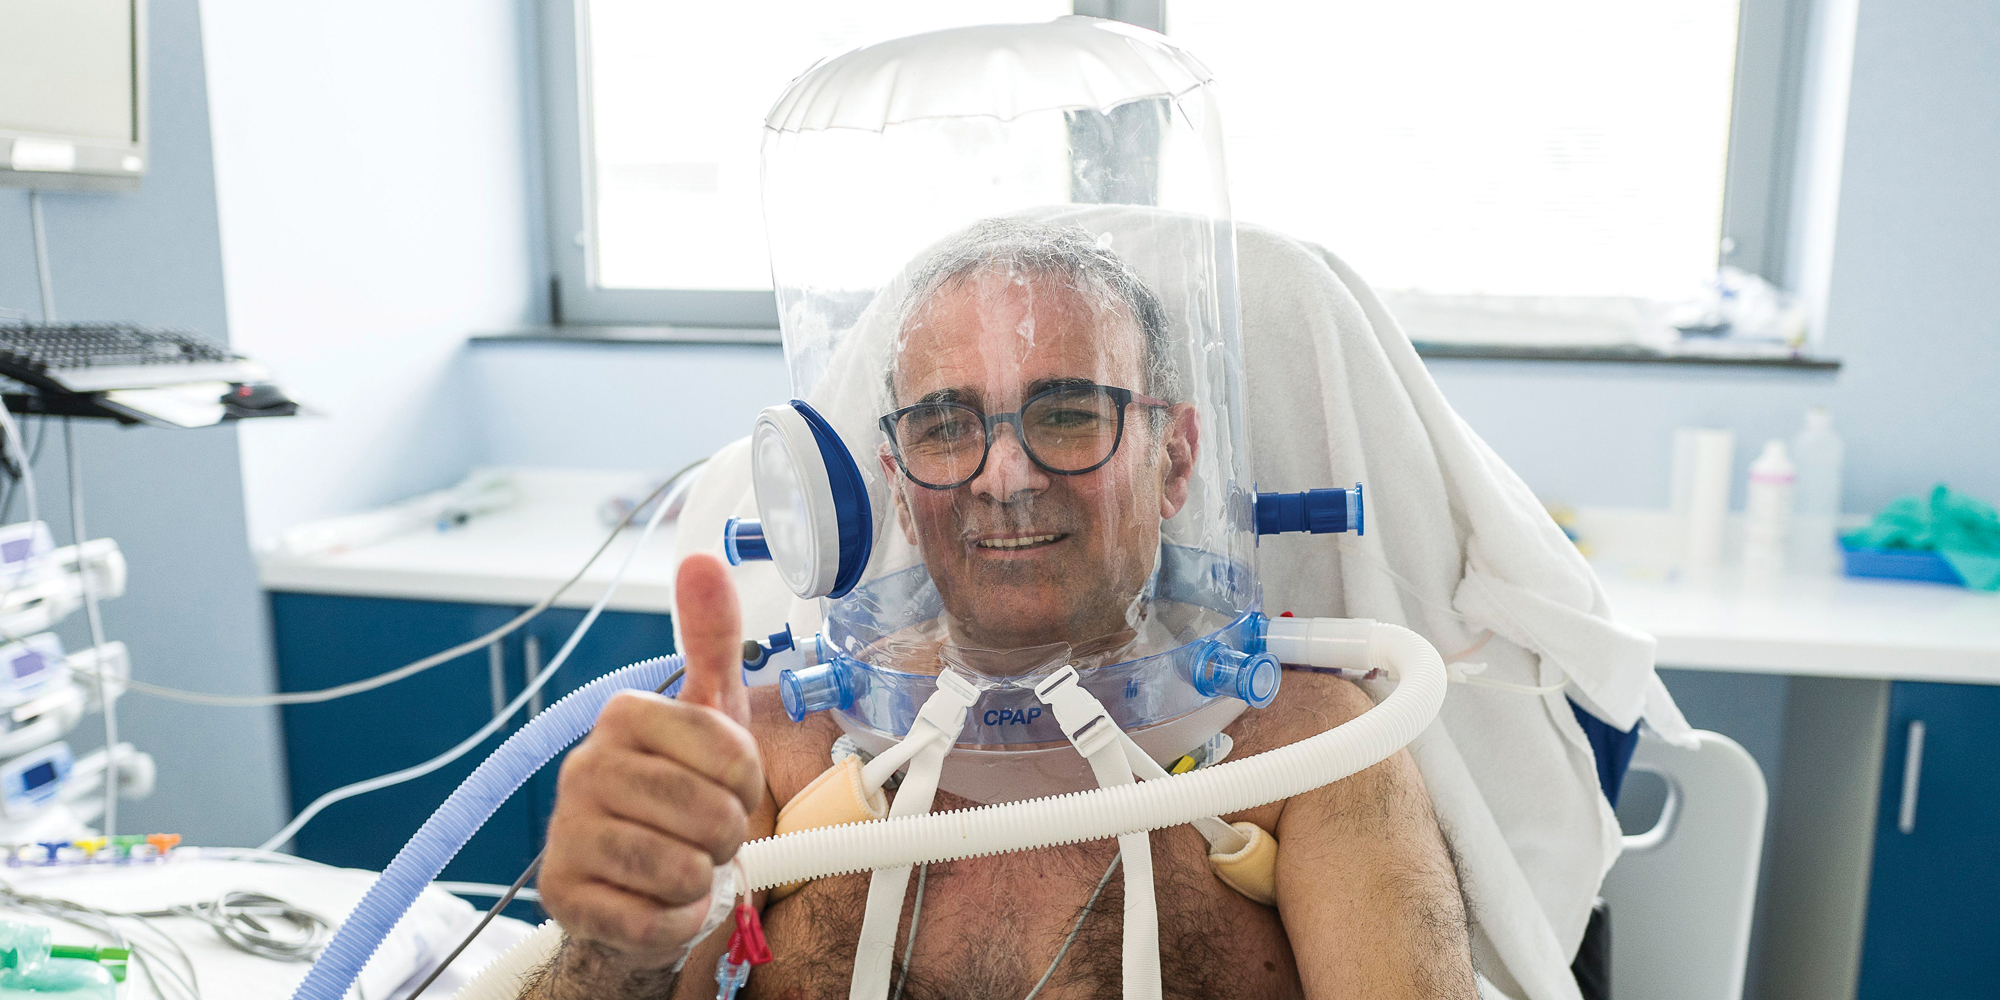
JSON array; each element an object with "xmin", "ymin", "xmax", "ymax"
[
  {"xmin": 0, "ymin": 923, "xmax": 121, "ymax": 999},
  {"xmin": 0, "ymin": 958, "xmax": 117, "ymax": 999}
]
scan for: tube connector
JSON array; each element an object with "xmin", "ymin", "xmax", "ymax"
[
  {"xmin": 715, "ymin": 953, "xmax": 751, "ymax": 1000},
  {"xmin": 1253, "ymin": 484, "xmax": 1364, "ymax": 537},
  {"xmin": 722, "ymin": 518, "xmax": 770, "ymax": 564},
  {"xmin": 741, "ymin": 626, "xmax": 796, "ymax": 671},
  {"xmin": 1262, "ymin": 616, "xmax": 1376, "ymax": 670},
  {"xmin": 1191, "ymin": 640, "xmax": 1281, "ymax": 709},
  {"xmin": 779, "ymin": 659, "xmax": 851, "ymax": 722}
]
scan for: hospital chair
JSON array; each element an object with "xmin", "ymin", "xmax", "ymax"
[{"xmin": 1600, "ymin": 731, "xmax": 1769, "ymax": 1000}]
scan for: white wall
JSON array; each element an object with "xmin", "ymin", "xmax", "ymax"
[{"xmin": 200, "ymin": 0, "xmax": 541, "ymax": 545}]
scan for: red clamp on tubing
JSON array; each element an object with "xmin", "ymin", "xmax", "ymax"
[{"xmin": 727, "ymin": 901, "xmax": 772, "ymax": 966}]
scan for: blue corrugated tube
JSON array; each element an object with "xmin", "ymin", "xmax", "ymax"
[{"xmin": 290, "ymin": 653, "xmax": 685, "ymax": 1000}]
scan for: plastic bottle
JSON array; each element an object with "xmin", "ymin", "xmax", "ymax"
[
  {"xmin": 1788, "ymin": 407, "xmax": 1845, "ymax": 575},
  {"xmin": 1743, "ymin": 440, "xmax": 1795, "ymax": 583}
]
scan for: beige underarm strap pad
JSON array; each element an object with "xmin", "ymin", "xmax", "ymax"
[
  {"xmin": 1208, "ymin": 821, "xmax": 1279, "ymax": 906},
  {"xmin": 765, "ymin": 755, "xmax": 889, "ymax": 901}
]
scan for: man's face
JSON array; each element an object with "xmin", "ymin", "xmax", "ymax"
[{"xmin": 883, "ymin": 270, "xmax": 1198, "ymax": 653}]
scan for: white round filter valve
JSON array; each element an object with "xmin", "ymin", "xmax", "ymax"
[{"xmin": 745, "ymin": 401, "xmax": 875, "ymax": 600}]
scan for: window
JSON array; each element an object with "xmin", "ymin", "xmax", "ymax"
[
  {"xmin": 541, "ymin": 0, "xmax": 1069, "ymax": 327},
  {"xmin": 1167, "ymin": 0, "xmax": 1789, "ymax": 347},
  {"xmin": 543, "ymin": 1, "xmax": 1803, "ymax": 344}
]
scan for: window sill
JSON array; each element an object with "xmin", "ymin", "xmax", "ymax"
[
  {"xmin": 472, "ymin": 327, "xmax": 1840, "ymax": 371},
  {"xmin": 1413, "ymin": 341, "xmax": 1840, "ymax": 370},
  {"xmin": 471, "ymin": 325, "xmax": 782, "ymax": 347}
]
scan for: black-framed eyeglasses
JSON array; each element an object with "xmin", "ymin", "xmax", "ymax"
[{"xmin": 879, "ymin": 382, "xmax": 1170, "ymax": 491}]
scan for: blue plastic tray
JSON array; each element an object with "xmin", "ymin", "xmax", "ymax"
[{"xmin": 1840, "ymin": 542, "xmax": 1966, "ymax": 586}]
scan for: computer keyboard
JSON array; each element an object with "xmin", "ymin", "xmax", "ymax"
[{"xmin": 0, "ymin": 322, "xmax": 269, "ymax": 393}]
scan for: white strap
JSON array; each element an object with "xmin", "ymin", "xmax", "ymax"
[
  {"xmin": 1036, "ymin": 667, "xmax": 1163, "ymax": 1000},
  {"xmin": 849, "ymin": 670, "xmax": 980, "ymax": 1000},
  {"xmin": 1117, "ymin": 736, "xmax": 1248, "ymax": 855}
]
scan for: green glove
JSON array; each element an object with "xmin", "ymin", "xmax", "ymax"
[{"xmin": 1844, "ymin": 484, "xmax": 2000, "ymax": 590}]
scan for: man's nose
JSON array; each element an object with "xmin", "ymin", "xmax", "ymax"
[{"xmin": 968, "ymin": 420, "xmax": 1049, "ymax": 501}]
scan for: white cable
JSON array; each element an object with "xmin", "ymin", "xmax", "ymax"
[
  {"xmin": 1452, "ymin": 671, "xmax": 1568, "ymax": 696},
  {"xmin": 183, "ymin": 845, "xmax": 332, "ymax": 866},
  {"xmin": 257, "ymin": 470, "xmax": 680, "ymax": 852},
  {"xmin": 28, "ymin": 191, "xmax": 55, "ymax": 322},
  {"xmin": 74, "ymin": 463, "xmax": 700, "ymax": 708},
  {"xmin": 0, "ymin": 404, "xmax": 38, "ymax": 528},
  {"xmin": 433, "ymin": 882, "xmax": 543, "ymax": 903},
  {"xmin": 735, "ymin": 621, "xmax": 1446, "ymax": 892},
  {"xmin": 64, "ymin": 419, "xmax": 117, "ymax": 836}
]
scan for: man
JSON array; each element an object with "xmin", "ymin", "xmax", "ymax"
[{"xmin": 526, "ymin": 224, "xmax": 1478, "ymax": 999}]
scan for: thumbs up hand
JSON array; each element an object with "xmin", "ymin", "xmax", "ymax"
[{"xmin": 537, "ymin": 554, "xmax": 767, "ymax": 972}]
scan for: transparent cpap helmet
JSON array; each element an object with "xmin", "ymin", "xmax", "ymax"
[{"xmin": 729, "ymin": 17, "xmax": 1345, "ymax": 801}]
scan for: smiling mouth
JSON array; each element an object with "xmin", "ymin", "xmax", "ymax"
[{"xmin": 972, "ymin": 533, "xmax": 1068, "ymax": 551}]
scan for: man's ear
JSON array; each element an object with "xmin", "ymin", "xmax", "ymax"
[
  {"xmin": 879, "ymin": 442, "xmax": 919, "ymax": 544},
  {"xmin": 1158, "ymin": 403, "xmax": 1200, "ymax": 520}
]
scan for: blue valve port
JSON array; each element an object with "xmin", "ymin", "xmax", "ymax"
[
  {"xmin": 779, "ymin": 659, "xmax": 853, "ymax": 722},
  {"xmin": 1191, "ymin": 640, "xmax": 1281, "ymax": 709},
  {"xmin": 742, "ymin": 625, "xmax": 796, "ymax": 671},
  {"xmin": 723, "ymin": 517, "xmax": 770, "ymax": 564},
  {"xmin": 1253, "ymin": 484, "xmax": 1364, "ymax": 537}
]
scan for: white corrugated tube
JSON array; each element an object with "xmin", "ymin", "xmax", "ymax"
[
  {"xmin": 734, "ymin": 619, "xmax": 1441, "ymax": 890},
  {"xmin": 451, "ymin": 618, "xmax": 1442, "ymax": 996}
]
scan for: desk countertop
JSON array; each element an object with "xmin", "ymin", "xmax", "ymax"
[
  {"xmin": 1597, "ymin": 568, "xmax": 2000, "ymax": 685},
  {"xmin": 258, "ymin": 469, "xmax": 680, "ymax": 614},
  {"xmin": 260, "ymin": 474, "xmax": 2000, "ymax": 684}
]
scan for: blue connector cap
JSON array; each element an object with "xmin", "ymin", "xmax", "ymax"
[
  {"xmin": 1191, "ymin": 640, "xmax": 1282, "ymax": 709},
  {"xmin": 779, "ymin": 660, "xmax": 852, "ymax": 722},
  {"xmin": 1253, "ymin": 484, "xmax": 1364, "ymax": 537},
  {"xmin": 716, "ymin": 953, "xmax": 752, "ymax": 1000},
  {"xmin": 723, "ymin": 518, "xmax": 771, "ymax": 564},
  {"xmin": 741, "ymin": 625, "xmax": 796, "ymax": 671}
]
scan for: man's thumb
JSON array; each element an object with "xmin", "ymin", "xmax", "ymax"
[{"xmin": 674, "ymin": 553, "xmax": 749, "ymax": 724}]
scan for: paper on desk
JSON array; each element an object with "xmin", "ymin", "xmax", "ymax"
[{"xmin": 103, "ymin": 381, "xmax": 231, "ymax": 428}]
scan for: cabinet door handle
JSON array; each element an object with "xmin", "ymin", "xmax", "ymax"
[
  {"xmin": 524, "ymin": 634, "xmax": 544, "ymax": 718},
  {"xmin": 1897, "ymin": 720, "xmax": 1926, "ymax": 835},
  {"xmin": 488, "ymin": 641, "xmax": 507, "ymax": 717}
]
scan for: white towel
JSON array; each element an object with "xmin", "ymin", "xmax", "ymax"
[{"xmin": 672, "ymin": 217, "xmax": 1690, "ymax": 1000}]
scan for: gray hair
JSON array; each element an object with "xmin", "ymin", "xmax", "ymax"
[{"xmin": 895, "ymin": 220, "xmax": 1182, "ymax": 403}]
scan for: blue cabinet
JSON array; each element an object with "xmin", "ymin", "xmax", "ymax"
[
  {"xmin": 269, "ymin": 593, "xmax": 675, "ymax": 897},
  {"xmin": 1857, "ymin": 681, "xmax": 2000, "ymax": 997}
]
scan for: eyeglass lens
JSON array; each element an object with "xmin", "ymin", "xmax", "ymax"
[{"xmin": 894, "ymin": 385, "xmax": 1124, "ymax": 487}]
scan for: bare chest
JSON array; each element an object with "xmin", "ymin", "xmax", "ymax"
[{"xmin": 746, "ymin": 824, "xmax": 1302, "ymax": 1000}]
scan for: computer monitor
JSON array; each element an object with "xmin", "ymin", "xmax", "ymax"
[{"xmin": 0, "ymin": 0, "xmax": 146, "ymax": 192}]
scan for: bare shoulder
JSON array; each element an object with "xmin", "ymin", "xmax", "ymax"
[
  {"xmin": 746, "ymin": 685, "xmax": 846, "ymax": 804},
  {"xmin": 1228, "ymin": 668, "xmax": 1377, "ymax": 755},
  {"xmin": 1225, "ymin": 669, "xmax": 1436, "ymax": 836}
]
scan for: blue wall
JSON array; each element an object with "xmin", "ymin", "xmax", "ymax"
[
  {"xmin": 465, "ymin": 340, "xmax": 787, "ymax": 472},
  {"xmin": 0, "ymin": 0, "xmax": 287, "ymax": 845}
]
